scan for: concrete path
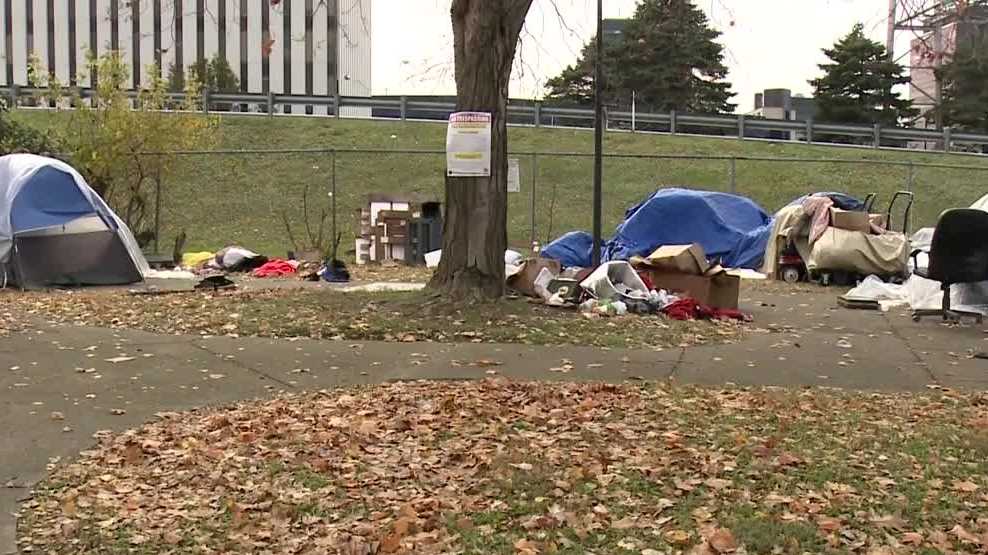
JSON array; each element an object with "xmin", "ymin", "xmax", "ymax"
[{"xmin": 3, "ymin": 284, "xmax": 988, "ymax": 552}]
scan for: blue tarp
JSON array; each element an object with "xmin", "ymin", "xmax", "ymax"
[
  {"xmin": 603, "ymin": 188, "xmax": 774, "ymax": 269},
  {"xmin": 542, "ymin": 188, "xmax": 775, "ymax": 270},
  {"xmin": 542, "ymin": 231, "xmax": 594, "ymax": 268}
]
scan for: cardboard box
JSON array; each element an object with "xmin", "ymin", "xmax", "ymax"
[
  {"xmin": 830, "ymin": 208, "xmax": 872, "ymax": 233},
  {"xmin": 635, "ymin": 244, "xmax": 709, "ymax": 274},
  {"xmin": 643, "ymin": 269, "xmax": 740, "ymax": 310}
]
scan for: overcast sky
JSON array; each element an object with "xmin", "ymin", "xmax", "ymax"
[{"xmin": 371, "ymin": 0, "xmax": 905, "ymax": 112}]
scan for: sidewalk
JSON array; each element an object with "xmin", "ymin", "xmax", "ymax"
[{"xmin": 3, "ymin": 285, "xmax": 987, "ymax": 552}]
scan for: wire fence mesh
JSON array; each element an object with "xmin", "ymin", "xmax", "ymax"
[{"xmin": 146, "ymin": 148, "xmax": 988, "ymax": 261}]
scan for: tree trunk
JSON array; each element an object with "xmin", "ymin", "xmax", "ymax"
[{"xmin": 428, "ymin": 0, "xmax": 534, "ymax": 301}]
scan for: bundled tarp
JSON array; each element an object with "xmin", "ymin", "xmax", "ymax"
[
  {"xmin": 542, "ymin": 231, "xmax": 594, "ymax": 268},
  {"xmin": 603, "ymin": 188, "xmax": 774, "ymax": 269}
]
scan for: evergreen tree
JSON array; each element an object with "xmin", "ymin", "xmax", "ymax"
[
  {"xmin": 167, "ymin": 54, "xmax": 240, "ymax": 93},
  {"xmin": 545, "ymin": 0, "xmax": 735, "ymax": 113},
  {"xmin": 811, "ymin": 24, "xmax": 916, "ymax": 126},
  {"xmin": 938, "ymin": 34, "xmax": 988, "ymax": 135}
]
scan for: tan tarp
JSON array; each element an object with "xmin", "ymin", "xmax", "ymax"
[
  {"xmin": 807, "ymin": 227, "xmax": 908, "ymax": 276},
  {"xmin": 761, "ymin": 204, "xmax": 812, "ymax": 278}
]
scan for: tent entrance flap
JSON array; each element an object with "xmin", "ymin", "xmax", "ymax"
[{"xmin": 12, "ymin": 230, "xmax": 142, "ymax": 289}]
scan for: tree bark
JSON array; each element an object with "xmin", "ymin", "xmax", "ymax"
[{"xmin": 428, "ymin": 0, "xmax": 534, "ymax": 301}]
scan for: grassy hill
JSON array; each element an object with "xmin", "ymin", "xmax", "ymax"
[{"xmin": 15, "ymin": 110, "xmax": 988, "ymax": 259}]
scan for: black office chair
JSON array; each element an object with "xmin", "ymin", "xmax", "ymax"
[{"xmin": 911, "ymin": 209, "xmax": 988, "ymax": 323}]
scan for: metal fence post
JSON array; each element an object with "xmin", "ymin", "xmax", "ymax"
[
  {"xmin": 8, "ymin": 85, "xmax": 19, "ymax": 108},
  {"xmin": 534, "ymin": 101, "xmax": 542, "ymax": 128},
  {"xmin": 806, "ymin": 119, "xmax": 814, "ymax": 144},
  {"xmin": 873, "ymin": 124, "xmax": 881, "ymax": 149},
  {"xmin": 669, "ymin": 109, "xmax": 677, "ymax": 135},
  {"xmin": 907, "ymin": 161, "xmax": 915, "ymax": 192},
  {"xmin": 331, "ymin": 151, "xmax": 337, "ymax": 253},
  {"xmin": 943, "ymin": 127, "xmax": 952, "ymax": 153},
  {"xmin": 266, "ymin": 90, "xmax": 274, "ymax": 117},
  {"xmin": 202, "ymin": 88, "xmax": 211, "ymax": 114},
  {"xmin": 530, "ymin": 153, "xmax": 538, "ymax": 246},
  {"xmin": 335, "ymin": 90, "xmax": 342, "ymax": 118},
  {"xmin": 153, "ymin": 168, "xmax": 162, "ymax": 255},
  {"xmin": 399, "ymin": 95, "xmax": 407, "ymax": 121},
  {"xmin": 737, "ymin": 115, "xmax": 746, "ymax": 139},
  {"xmin": 728, "ymin": 157, "xmax": 737, "ymax": 193}
]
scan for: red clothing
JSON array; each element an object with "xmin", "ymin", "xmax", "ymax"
[
  {"xmin": 662, "ymin": 298, "xmax": 749, "ymax": 322},
  {"xmin": 251, "ymin": 259, "xmax": 298, "ymax": 278}
]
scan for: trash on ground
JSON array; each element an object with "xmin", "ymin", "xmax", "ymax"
[
  {"xmin": 633, "ymin": 244, "xmax": 741, "ymax": 310},
  {"xmin": 145, "ymin": 269, "xmax": 196, "ymax": 280}
]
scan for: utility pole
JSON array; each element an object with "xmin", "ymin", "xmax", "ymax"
[
  {"xmin": 591, "ymin": 0, "xmax": 603, "ymax": 266},
  {"xmin": 887, "ymin": 0, "xmax": 898, "ymax": 58}
]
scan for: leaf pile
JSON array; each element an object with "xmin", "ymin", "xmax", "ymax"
[
  {"xmin": 10, "ymin": 289, "xmax": 744, "ymax": 349},
  {"xmin": 18, "ymin": 381, "xmax": 988, "ymax": 554}
]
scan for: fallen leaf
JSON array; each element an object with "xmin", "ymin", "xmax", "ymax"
[
  {"xmin": 664, "ymin": 530, "xmax": 691, "ymax": 544},
  {"xmin": 708, "ymin": 528, "xmax": 738, "ymax": 553},
  {"xmin": 110, "ymin": 409, "xmax": 126, "ymax": 415},
  {"xmin": 901, "ymin": 532, "xmax": 923, "ymax": 545},
  {"xmin": 611, "ymin": 516, "xmax": 636, "ymax": 530},
  {"xmin": 816, "ymin": 516, "xmax": 841, "ymax": 532},
  {"xmin": 49, "ymin": 411, "xmax": 64, "ymax": 421},
  {"xmin": 704, "ymin": 477, "xmax": 732, "ymax": 490},
  {"xmin": 379, "ymin": 532, "xmax": 402, "ymax": 553},
  {"xmin": 123, "ymin": 443, "xmax": 143, "ymax": 465},
  {"xmin": 104, "ymin": 356, "xmax": 135, "ymax": 363},
  {"xmin": 514, "ymin": 537, "xmax": 540, "ymax": 554},
  {"xmin": 951, "ymin": 524, "xmax": 981, "ymax": 544},
  {"xmin": 474, "ymin": 359, "xmax": 502, "ymax": 367},
  {"xmin": 870, "ymin": 514, "xmax": 906, "ymax": 530},
  {"xmin": 953, "ymin": 480, "xmax": 980, "ymax": 493}
]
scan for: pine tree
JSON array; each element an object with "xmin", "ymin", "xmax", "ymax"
[
  {"xmin": 811, "ymin": 24, "xmax": 916, "ymax": 127},
  {"xmin": 938, "ymin": 36, "xmax": 988, "ymax": 135},
  {"xmin": 545, "ymin": 0, "xmax": 735, "ymax": 113}
]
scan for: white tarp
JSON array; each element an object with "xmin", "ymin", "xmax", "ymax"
[{"xmin": 845, "ymin": 274, "xmax": 988, "ymax": 315}]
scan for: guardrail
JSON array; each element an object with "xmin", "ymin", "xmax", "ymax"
[{"xmin": 3, "ymin": 85, "xmax": 987, "ymax": 155}]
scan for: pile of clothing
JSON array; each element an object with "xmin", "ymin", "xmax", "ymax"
[{"xmin": 178, "ymin": 245, "xmax": 351, "ymax": 284}]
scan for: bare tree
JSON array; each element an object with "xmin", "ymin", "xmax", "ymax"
[{"xmin": 428, "ymin": 0, "xmax": 535, "ymax": 301}]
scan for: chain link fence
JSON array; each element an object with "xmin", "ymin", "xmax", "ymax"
[{"xmin": 146, "ymin": 148, "xmax": 988, "ymax": 261}]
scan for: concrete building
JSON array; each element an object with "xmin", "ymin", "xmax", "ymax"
[
  {"xmin": 749, "ymin": 88, "xmax": 817, "ymax": 141},
  {"xmin": 751, "ymin": 88, "xmax": 817, "ymax": 122},
  {"xmin": 0, "ymin": 0, "xmax": 372, "ymax": 114}
]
